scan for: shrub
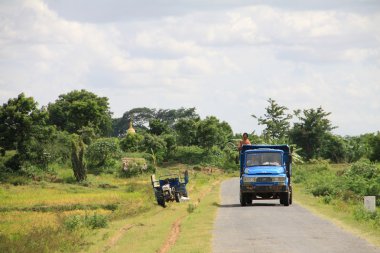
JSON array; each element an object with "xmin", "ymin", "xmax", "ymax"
[
  {"xmin": 86, "ymin": 138, "xmax": 122, "ymax": 171},
  {"xmin": 171, "ymin": 145, "xmax": 205, "ymax": 164},
  {"xmin": 64, "ymin": 213, "xmax": 108, "ymax": 231}
]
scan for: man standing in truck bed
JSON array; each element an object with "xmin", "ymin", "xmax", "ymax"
[{"xmin": 238, "ymin": 133, "xmax": 251, "ymax": 151}]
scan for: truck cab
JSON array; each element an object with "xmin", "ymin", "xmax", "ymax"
[{"xmin": 239, "ymin": 145, "xmax": 292, "ymax": 206}]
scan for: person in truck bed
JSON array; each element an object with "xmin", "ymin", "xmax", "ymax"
[{"xmin": 238, "ymin": 133, "xmax": 251, "ymax": 151}]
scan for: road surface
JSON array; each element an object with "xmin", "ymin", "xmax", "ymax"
[{"xmin": 213, "ymin": 178, "xmax": 380, "ymax": 253}]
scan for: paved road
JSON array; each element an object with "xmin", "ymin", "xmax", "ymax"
[{"xmin": 213, "ymin": 178, "xmax": 380, "ymax": 253}]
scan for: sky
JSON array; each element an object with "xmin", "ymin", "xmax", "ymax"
[{"xmin": 0, "ymin": 0, "xmax": 379, "ymax": 136}]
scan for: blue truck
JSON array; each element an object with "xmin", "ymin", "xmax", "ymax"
[{"xmin": 239, "ymin": 145, "xmax": 293, "ymax": 206}]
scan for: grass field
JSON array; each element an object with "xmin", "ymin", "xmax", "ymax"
[
  {"xmin": 0, "ymin": 164, "xmax": 230, "ymax": 253},
  {"xmin": 1, "ymin": 161, "xmax": 379, "ymax": 252}
]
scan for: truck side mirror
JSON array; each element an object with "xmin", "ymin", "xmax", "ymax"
[
  {"xmin": 184, "ymin": 170, "xmax": 189, "ymax": 184},
  {"xmin": 289, "ymin": 155, "xmax": 292, "ymax": 164}
]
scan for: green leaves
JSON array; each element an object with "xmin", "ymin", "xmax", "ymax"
[
  {"xmin": 48, "ymin": 90, "xmax": 112, "ymax": 136},
  {"xmin": 252, "ymin": 98, "xmax": 292, "ymax": 143}
]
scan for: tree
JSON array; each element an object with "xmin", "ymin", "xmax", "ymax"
[
  {"xmin": 0, "ymin": 93, "xmax": 50, "ymax": 170},
  {"xmin": 320, "ymin": 133, "xmax": 347, "ymax": 163},
  {"xmin": 252, "ymin": 98, "xmax": 292, "ymax": 142},
  {"xmin": 120, "ymin": 133, "xmax": 144, "ymax": 152},
  {"xmin": 48, "ymin": 90, "xmax": 112, "ymax": 136},
  {"xmin": 197, "ymin": 116, "xmax": 233, "ymax": 149},
  {"xmin": 155, "ymin": 107, "xmax": 199, "ymax": 127},
  {"xmin": 149, "ymin": 119, "xmax": 169, "ymax": 135},
  {"xmin": 141, "ymin": 133, "xmax": 167, "ymax": 163},
  {"xmin": 369, "ymin": 132, "xmax": 380, "ymax": 162},
  {"xmin": 174, "ymin": 118, "xmax": 199, "ymax": 146},
  {"xmin": 86, "ymin": 138, "xmax": 121, "ymax": 168},
  {"xmin": 71, "ymin": 136, "xmax": 86, "ymax": 181},
  {"xmin": 289, "ymin": 107, "xmax": 336, "ymax": 160},
  {"xmin": 112, "ymin": 107, "xmax": 199, "ymax": 137}
]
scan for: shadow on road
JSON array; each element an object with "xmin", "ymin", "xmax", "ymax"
[{"xmin": 212, "ymin": 202, "xmax": 281, "ymax": 208}]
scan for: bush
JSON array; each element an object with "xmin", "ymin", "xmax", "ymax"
[
  {"xmin": 171, "ymin": 145, "xmax": 205, "ymax": 164},
  {"xmin": 342, "ymin": 160, "xmax": 380, "ymax": 196},
  {"xmin": 120, "ymin": 133, "xmax": 144, "ymax": 152},
  {"xmin": 64, "ymin": 213, "xmax": 108, "ymax": 231},
  {"xmin": 86, "ymin": 138, "xmax": 122, "ymax": 169},
  {"xmin": 353, "ymin": 206, "xmax": 380, "ymax": 228}
]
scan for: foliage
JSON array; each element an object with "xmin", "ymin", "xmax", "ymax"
[
  {"xmin": 369, "ymin": 132, "xmax": 380, "ymax": 162},
  {"xmin": 48, "ymin": 89, "xmax": 112, "ymax": 136},
  {"xmin": 0, "ymin": 93, "xmax": 51, "ymax": 170},
  {"xmin": 294, "ymin": 160, "xmax": 380, "ymax": 206},
  {"xmin": 197, "ymin": 116, "xmax": 233, "ymax": 149},
  {"xmin": 252, "ymin": 98, "xmax": 292, "ymax": 142},
  {"xmin": 149, "ymin": 119, "xmax": 169, "ymax": 135},
  {"xmin": 64, "ymin": 213, "xmax": 108, "ymax": 231},
  {"xmin": 342, "ymin": 160, "xmax": 380, "ymax": 196},
  {"xmin": 171, "ymin": 145, "xmax": 205, "ymax": 164},
  {"xmin": 174, "ymin": 118, "xmax": 199, "ymax": 146},
  {"xmin": 120, "ymin": 133, "xmax": 144, "ymax": 152},
  {"xmin": 86, "ymin": 138, "xmax": 122, "ymax": 169},
  {"xmin": 112, "ymin": 107, "xmax": 199, "ymax": 136},
  {"xmin": 289, "ymin": 107, "xmax": 336, "ymax": 160},
  {"xmin": 161, "ymin": 133, "xmax": 177, "ymax": 158},
  {"xmin": 141, "ymin": 133, "xmax": 167, "ymax": 163},
  {"xmin": 320, "ymin": 133, "xmax": 347, "ymax": 163},
  {"xmin": 71, "ymin": 136, "xmax": 86, "ymax": 182}
]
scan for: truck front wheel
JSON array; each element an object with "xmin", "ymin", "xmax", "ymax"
[
  {"xmin": 240, "ymin": 192, "xmax": 247, "ymax": 206},
  {"xmin": 281, "ymin": 192, "xmax": 290, "ymax": 206}
]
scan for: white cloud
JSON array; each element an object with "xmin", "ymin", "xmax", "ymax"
[{"xmin": 0, "ymin": 0, "xmax": 379, "ymax": 136}]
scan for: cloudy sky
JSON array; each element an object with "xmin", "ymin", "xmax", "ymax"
[{"xmin": 1, "ymin": 0, "xmax": 379, "ymax": 136}]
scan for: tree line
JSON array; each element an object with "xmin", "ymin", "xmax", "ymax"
[{"xmin": 0, "ymin": 90, "xmax": 379, "ymax": 181}]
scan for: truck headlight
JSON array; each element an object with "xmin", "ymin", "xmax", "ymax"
[
  {"xmin": 271, "ymin": 177, "xmax": 286, "ymax": 183},
  {"xmin": 243, "ymin": 177, "xmax": 257, "ymax": 183}
]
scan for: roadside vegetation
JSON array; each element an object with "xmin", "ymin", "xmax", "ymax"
[
  {"xmin": 293, "ymin": 160, "xmax": 380, "ymax": 246},
  {"xmin": 1, "ymin": 90, "xmax": 379, "ymax": 252}
]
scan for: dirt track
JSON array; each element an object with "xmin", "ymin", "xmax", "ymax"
[{"xmin": 213, "ymin": 178, "xmax": 380, "ymax": 253}]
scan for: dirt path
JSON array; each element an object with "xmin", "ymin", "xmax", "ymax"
[
  {"xmin": 157, "ymin": 217, "xmax": 183, "ymax": 253},
  {"xmin": 101, "ymin": 224, "xmax": 134, "ymax": 253},
  {"xmin": 213, "ymin": 178, "xmax": 380, "ymax": 253}
]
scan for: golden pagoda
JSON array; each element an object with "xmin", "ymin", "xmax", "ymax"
[{"xmin": 126, "ymin": 119, "xmax": 136, "ymax": 134}]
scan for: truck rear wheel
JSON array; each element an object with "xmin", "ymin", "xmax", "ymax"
[{"xmin": 289, "ymin": 187, "xmax": 293, "ymax": 205}]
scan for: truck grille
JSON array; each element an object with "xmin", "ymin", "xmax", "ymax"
[{"xmin": 257, "ymin": 177, "xmax": 272, "ymax": 182}]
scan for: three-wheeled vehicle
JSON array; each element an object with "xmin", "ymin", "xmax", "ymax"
[{"xmin": 151, "ymin": 170, "xmax": 189, "ymax": 207}]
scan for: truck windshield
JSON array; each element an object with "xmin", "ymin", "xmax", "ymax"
[{"xmin": 246, "ymin": 152, "xmax": 282, "ymax": 167}]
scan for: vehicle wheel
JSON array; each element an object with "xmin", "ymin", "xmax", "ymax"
[
  {"xmin": 240, "ymin": 192, "xmax": 246, "ymax": 206},
  {"xmin": 246, "ymin": 195, "xmax": 252, "ymax": 205},
  {"xmin": 289, "ymin": 186, "xmax": 293, "ymax": 205},
  {"xmin": 283, "ymin": 192, "xmax": 290, "ymax": 206},
  {"xmin": 175, "ymin": 192, "xmax": 180, "ymax": 202},
  {"xmin": 280, "ymin": 198, "xmax": 284, "ymax": 205}
]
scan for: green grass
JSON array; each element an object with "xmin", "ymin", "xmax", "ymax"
[
  {"xmin": 82, "ymin": 168, "xmax": 229, "ymax": 253},
  {"xmin": 0, "ymin": 162, "xmax": 231, "ymax": 252}
]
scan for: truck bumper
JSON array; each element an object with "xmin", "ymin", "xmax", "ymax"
[{"xmin": 241, "ymin": 184, "xmax": 288, "ymax": 193}]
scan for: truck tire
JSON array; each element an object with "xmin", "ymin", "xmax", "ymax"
[
  {"xmin": 240, "ymin": 192, "xmax": 247, "ymax": 206},
  {"xmin": 175, "ymin": 192, "xmax": 180, "ymax": 202},
  {"xmin": 289, "ymin": 186, "xmax": 293, "ymax": 205},
  {"xmin": 282, "ymin": 192, "xmax": 290, "ymax": 206},
  {"xmin": 246, "ymin": 195, "xmax": 252, "ymax": 205}
]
